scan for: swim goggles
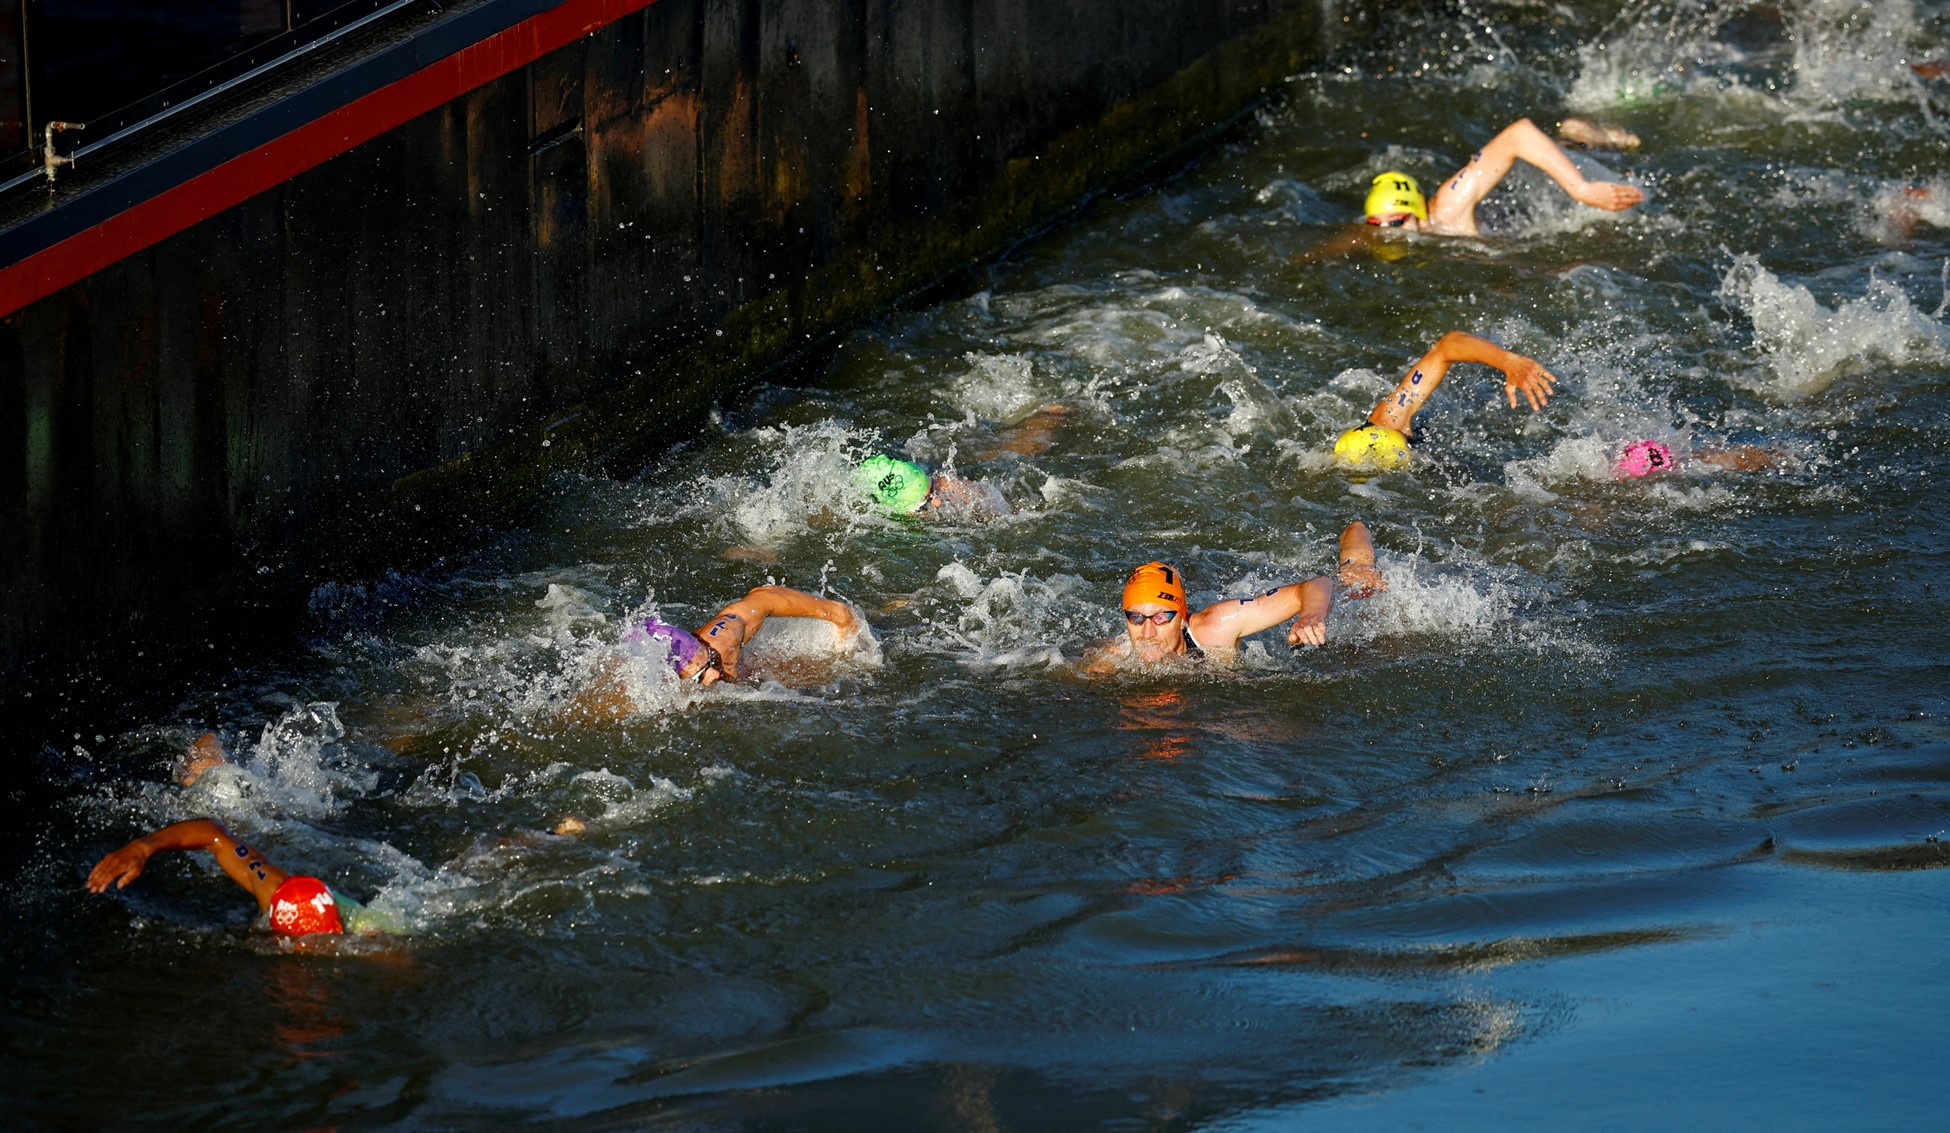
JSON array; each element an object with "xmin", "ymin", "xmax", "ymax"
[
  {"xmin": 1366, "ymin": 214, "xmax": 1411, "ymax": 227},
  {"xmin": 1124, "ymin": 609, "xmax": 1179, "ymax": 625},
  {"xmin": 691, "ymin": 641, "xmax": 726, "ymax": 683}
]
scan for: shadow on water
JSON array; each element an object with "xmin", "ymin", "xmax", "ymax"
[{"xmin": 7, "ymin": 0, "xmax": 1950, "ymax": 1129}]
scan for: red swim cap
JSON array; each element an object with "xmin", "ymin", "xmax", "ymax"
[{"xmin": 267, "ymin": 875, "xmax": 345, "ymax": 937}]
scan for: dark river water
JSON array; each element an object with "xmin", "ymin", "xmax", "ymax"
[{"xmin": 7, "ymin": 1, "xmax": 1950, "ymax": 1129}]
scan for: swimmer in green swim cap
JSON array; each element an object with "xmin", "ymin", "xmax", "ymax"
[
  {"xmin": 853, "ymin": 455, "xmax": 1010, "ymax": 519},
  {"xmin": 1333, "ymin": 332, "xmax": 1560, "ymax": 470}
]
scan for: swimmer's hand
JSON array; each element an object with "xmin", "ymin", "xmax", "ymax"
[
  {"xmin": 1286, "ymin": 611, "xmax": 1328, "ymax": 648},
  {"xmin": 1570, "ymin": 179, "xmax": 1644, "ymax": 212},
  {"xmin": 87, "ymin": 841, "xmax": 155, "ymax": 892},
  {"xmin": 1503, "ymin": 357, "xmax": 1559, "ymax": 412}
]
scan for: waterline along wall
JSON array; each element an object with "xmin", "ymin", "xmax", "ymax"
[{"xmin": 0, "ymin": 0, "xmax": 1360, "ymax": 699}]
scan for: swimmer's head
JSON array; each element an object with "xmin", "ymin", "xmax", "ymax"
[
  {"xmin": 1333, "ymin": 425, "xmax": 1412, "ymax": 470},
  {"xmin": 854, "ymin": 455, "xmax": 932, "ymax": 513},
  {"xmin": 1365, "ymin": 171, "xmax": 1427, "ymax": 226},
  {"xmin": 267, "ymin": 875, "xmax": 344, "ymax": 937},
  {"xmin": 1122, "ymin": 562, "xmax": 1188, "ymax": 618},
  {"xmin": 1616, "ymin": 439, "xmax": 1676, "ymax": 478},
  {"xmin": 637, "ymin": 618, "xmax": 705, "ymax": 676}
]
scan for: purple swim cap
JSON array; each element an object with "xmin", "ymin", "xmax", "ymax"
[
  {"xmin": 1617, "ymin": 439, "xmax": 1676, "ymax": 478},
  {"xmin": 635, "ymin": 618, "xmax": 703, "ymax": 675}
]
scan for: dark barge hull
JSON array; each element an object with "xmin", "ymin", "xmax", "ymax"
[{"xmin": 0, "ymin": 0, "xmax": 1355, "ymax": 701}]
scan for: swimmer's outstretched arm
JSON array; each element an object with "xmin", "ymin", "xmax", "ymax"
[
  {"xmin": 1366, "ymin": 332, "xmax": 1559, "ymax": 436},
  {"xmin": 697, "ymin": 586, "xmax": 857, "ymax": 680},
  {"xmin": 1191, "ymin": 576, "xmax": 1334, "ymax": 651},
  {"xmin": 1426, "ymin": 118, "xmax": 1644, "ymax": 235},
  {"xmin": 86, "ymin": 819, "xmax": 290, "ymax": 913}
]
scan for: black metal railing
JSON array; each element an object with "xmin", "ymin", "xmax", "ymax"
[{"xmin": 2, "ymin": 1, "xmax": 423, "ymax": 196}]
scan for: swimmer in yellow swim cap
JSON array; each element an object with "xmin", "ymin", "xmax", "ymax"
[
  {"xmin": 1333, "ymin": 331, "xmax": 1560, "ymax": 470},
  {"xmin": 1295, "ymin": 117, "xmax": 1644, "ymax": 264},
  {"xmin": 1081, "ymin": 521, "xmax": 1385, "ymax": 673},
  {"xmin": 1366, "ymin": 117, "xmax": 1643, "ymax": 238}
]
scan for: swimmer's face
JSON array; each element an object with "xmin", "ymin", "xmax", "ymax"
[
  {"xmin": 677, "ymin": 642, "xmax": 727, "ymax": 686},
  {"xmin": 1123, "ymin": 602, "xmax": 1185, "ymax": 662}
]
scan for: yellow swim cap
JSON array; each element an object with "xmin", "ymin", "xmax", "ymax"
[
  {"xmin": 1364, "ymin": 171, "xmax": 1427, "ymax": 224},
  {"xmin": 1333, "ymin": 425, "xmax": 1412, "ymax": 470}
]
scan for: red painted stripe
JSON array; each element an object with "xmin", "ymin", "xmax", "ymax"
[{"xmin": 0, "ymin": 0, "xmax": 660, "ymax": 319}]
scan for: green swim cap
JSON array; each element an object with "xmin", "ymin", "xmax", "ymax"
[{"xmin": 854, "ymin": 455, "xmax": 931, "ymax": 513}]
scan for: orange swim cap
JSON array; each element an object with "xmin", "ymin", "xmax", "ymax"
[
  {"xmin": 1122, "ymin": 562, "xmax": 1188, "ymax": 615},
  {"xmin": 267, "ymin": 875, "xmax": 345, "ymax": 937}
]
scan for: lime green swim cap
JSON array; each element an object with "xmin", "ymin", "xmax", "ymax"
[
  {"xmin": 854, "ymin": 455, "xmax": 931, "ymax": 512},
  {"xmin": 1333, "ymin": 425, "xmax": 1412, "ymax": 470}
]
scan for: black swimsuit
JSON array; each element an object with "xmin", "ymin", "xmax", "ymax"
[{"xmin": 1181, "ymin": 625, "xmax": 1206, "ymax": 660}]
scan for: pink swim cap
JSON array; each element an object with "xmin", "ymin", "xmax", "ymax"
[{"xmin": 1617, "ymin": 439, "xmax": 1676, "ymax": 478}]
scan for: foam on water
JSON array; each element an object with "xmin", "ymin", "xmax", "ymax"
[{"xmin": 1718, "ymin": 253, "xmax": 1950, "ymax": 395}]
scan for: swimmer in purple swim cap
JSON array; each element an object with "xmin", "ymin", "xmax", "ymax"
[{"xmin": 572, "ymin": 585, "xmax": 862, "ymax": 720}]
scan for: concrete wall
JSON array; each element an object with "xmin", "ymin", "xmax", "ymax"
[{"xmin": 0, "ymin": 0, "xmax": 1353, "ymax": 696}]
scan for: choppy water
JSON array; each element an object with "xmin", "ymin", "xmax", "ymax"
[{"xmin": 8, "ymin": 1, "xmax": 1950, "ymax": 1129}]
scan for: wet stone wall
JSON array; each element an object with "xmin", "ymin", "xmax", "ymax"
[{"xmin": 0, "ymin": 0, "xmax": 1351, "ymax": 698}]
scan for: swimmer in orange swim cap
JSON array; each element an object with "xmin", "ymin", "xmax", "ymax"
[
  {"xmin": 87, "ymin": 817, "xmax": 378, "ymax": 939},
  {"xmin": 1082, "ymin": 522, "xmax": 1384, "ymax": 672},
  {"xmin": 1333, "ymin": 332, "xmax": 1560, "ymax": 469}
]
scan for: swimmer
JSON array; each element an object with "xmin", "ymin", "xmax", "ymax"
[
  {"xmin": 1614, "ymin": 438, "xmax": 1788, "ymax": 478},
  {"xmin": 1082, "ymin": 521, "xmax": 1382, "ymax": 673},
  {"xmin": 87, "ymin": 818, "xmax": 379, "ymax": 939},
  {"xmin": 1298, "ymin": 116, "xmax": 1644, "ymax": 263},
  {"xmin": 854, "ymin": 455, "xmax": 1009, "ymax": 520},
  {"xmin": 1366, "ymin": 117, "xmax": 1644, "ymax": 238},
  {"xmin": 568, "ymin": 584, "xmax": 862, "ymax": 720},
  {"xmin": 1332, "ymin": 331, "xmax": 1558, "ymax": 469}
]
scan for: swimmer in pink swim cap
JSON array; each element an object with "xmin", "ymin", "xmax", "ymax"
[
  {"xmin": 1616, "ymin": 439, "xmax": 1676, "ymax": 477},
  {"xmin": 1614, "ymin": 438, "xmax": 1788, "ymax": 478}
]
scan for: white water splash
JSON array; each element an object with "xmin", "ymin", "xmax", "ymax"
[{"xmin": 1719, "ymin": 254, "xmax": 1950, "ymax": 395}]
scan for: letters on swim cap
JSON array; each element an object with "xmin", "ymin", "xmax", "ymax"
[
  {"xmin": 1365, "ymin": 171, "xmax": 1427, "ymax": 223},
  {"xmin": 1122, "ymin": 562, "xmax": 1188, "ymax": 615},
  {"xmin": 1333, "ymin": 425, "xmax": 1412, "ymax": 470},
  {"xmin": 854, "ymin": 455, "xmax": 932, "ymax": 513},
  {"xmin": 267, "ymin": 875, "xmax": 344, "ymax": 937}
]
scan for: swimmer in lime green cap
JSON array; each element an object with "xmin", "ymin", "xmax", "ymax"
[
  {"xmin": 1333, "ymin": 332, "xmax": 1559, "ymax": 470},
  {"xmin": 854, "ymin": 455, "xmax": 1009, "ymax": 520}
]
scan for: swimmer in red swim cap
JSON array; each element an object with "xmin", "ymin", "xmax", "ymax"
[{"xmin": 87, "ymin": 818, "xmax": 368, "ymax": 939}]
